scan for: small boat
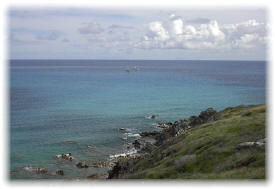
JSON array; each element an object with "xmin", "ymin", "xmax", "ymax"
[
  {"xmin": 134, "ymin": 66, "xmax": 139, "ymax": 71},
  {"xmin": 125, "ymin": 66, "xmax": 130, "ymax": 72}
]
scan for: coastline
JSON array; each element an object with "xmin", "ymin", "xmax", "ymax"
[
  {"xmin": 10, "ymin": 104, "xmax": 266, "ymax": 180},
  {"xmin": 108, "ymin": 104, "xmax": 266, "ymax": 179}
]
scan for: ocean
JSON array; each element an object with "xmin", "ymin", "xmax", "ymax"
[{"xmin": 9, "ymin": 59, "xmax": 266, "ymax": 179}]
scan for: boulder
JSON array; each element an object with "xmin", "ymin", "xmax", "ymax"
[
  {"xmin": 156, "ymin": 123, "xmax": 169, "ymax": 129},
  {"xmin": 147, "ymin": 115, "xmax": 158, "ymax": 119},
  {"xmin": 36, "ymin": 168, "xmax": 48, "ymax": 174},
  {"xmin": 133, "ymin": 140, "xmax": 141, "ymax": 149},
  {"xmin": 108, "ymin": 162, "xmax": 122, "ymax": 179},
  {"xmin": 58, "ymin": 153, "xmax": 74, "ymax": 161},
  {"xmin": 178, "ymin": 120, "xmax": 189, "ymax": 130},
  {"xmin": 92, "ymin": 161, "xmax": 108, "ymax": 168},
  {"xmin": 198, "ymin": 108, "xmax": 217, "ymax": 122},
  {"xmin": 237, "ymin": 140, "xmax": 265, "ymax": 149},
  {"xmin": 188, "ymin": 115, "xmax": 202, "ymax": 126},
  {"xmin": 55, "ymin": 154, "xmax": 62, "ymax": 159},
  {"xmin": 164, "ymin": 125, "xmax": 178, "ymax": 137},
  {"xmin": 140, "ymin": 131, "xmax": 159, "ymax": 137},
  {"xmin": 56, "ymin": 170, "xmax": 64, "ymax": 176},
  {"xmin": 76, "ymin": 162, "xmax": 89, "ymax": 168}
]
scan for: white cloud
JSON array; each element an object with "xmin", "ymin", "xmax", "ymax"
[
  {"xmin": 9, "ymin": 8, "xmax": 267, "ymax": 60},
  {"xmin": 135, "ymin": 15, "xmax": 267, "ymax": 51},
  {"xmin": 147, "ymin": 21, "xmax": 170, "ymax": 41},
  {"xmin": 172, "ymin": 18, "xmax": 184, "ymax": 35},
  {"xmin": 232, "ymin": 33, "xmax": 266, "ymax": 49}
]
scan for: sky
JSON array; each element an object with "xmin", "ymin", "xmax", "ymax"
[{"xmin": 8, "ymin": 7, "xmax": 268, "ymax": 60}]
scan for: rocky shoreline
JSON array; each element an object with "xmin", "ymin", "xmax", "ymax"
[
  {"xmin": 108, "ymin": 107, "xmax": 218, "ymax": 178},
  {"xmin": 11, "ymin": 104, "xmax": 266, "ymax": 179},
  {"xmin": 107, "ymin": 104, "xmax": 266, "ymax": 179}
]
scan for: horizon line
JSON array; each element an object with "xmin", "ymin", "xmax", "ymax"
[{"xmin": 8, "ymin": 58, "xmax": 266, "ymax": 62}]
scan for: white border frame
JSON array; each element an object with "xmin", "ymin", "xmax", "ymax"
[{"xmin": 1, "ymin": 0, "xmax": 273, "ymax": 188}]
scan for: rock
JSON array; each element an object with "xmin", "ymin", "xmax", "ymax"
[
  {"xmin": 150, "ymin": 115, "xmax": 156, "ymax": 119},
  {"xmin": 178, "ymin": 120, "xmax": 189, "ymax": 130},
  {"xmin": 155, "ymin": 132, "xmax": 170, "ymax": 146},
  {"xmin": 198, "ymin": 108, "xmax": 217, "ymax": 122},
  {"xmin": 186, "ymin": 108, "xmax": 217, "ymax": 127},
  {"xmin": 156, "ymin": 123, "xmax": 169, "ymax": 129},
  {"xmin": 67, "ymin": 156, "xmax": 74, "ymax": 161},
  {"xmin": 108, "ymin": 162, "xmax": 122, "ymax": 179},
  {"xmin": 76, "ymin": 162, "xmax": 89, "ymax": 168},
  {"xmin": 238, "ymin": 142, "xmax": 255, "ymax": 148},
  {"xmin": 58, "ymin": 153, "xmax": 74, "ymax": 161},
  {"xmin": 139, "ymin": 142, "xmax": 157, "ymax": 153},
  {"xmin": 176, "ymin": 129, "xmax": 185, "ymax": 136},
  {"xmin": 61, "ymin": 154, "xmax": 66, "ymax": 159},
  {"xmin": 237, "ymin": 140, "xmax": 266, "ymax": 149},
  {"xmin": 164, "ymin": 124, "xmax": 178, "ymax": 137},
  {"xmin": 56, "ymin": 170, "xmax": 64, "ymax": 176},
  {"xmin": 55, "ymin": 154, "xmax": 62, "ymax": 159},
  {"xmin": 188, "ymin": 115, "xmax": 202, "ymax": 126},
  {"xmin": 147, "ymin": 115, "xmax": 158, "ymax": 119},
  {"xmin": 133, "ymin": 140, "xmax": 141, "ymax": 149},
  {"xmin": 92, "ymin": 161, "xmax": 108, "ymax": 168},
  {"xmin": 36, "ymin": 168, "xmax": 48, "ymax": 174},
  {"xmin": 140, "ymin": 131, "xmax": 160, "ymax": 137}
]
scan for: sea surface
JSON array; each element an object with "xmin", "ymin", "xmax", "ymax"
[{"xmin": 9, "ymin": 59, "xmax": 266, "ymax": 179}]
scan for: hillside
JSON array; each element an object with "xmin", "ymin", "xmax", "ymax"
[{"xmin": 108, "ymin": 104, "xmax": 266, "ymax": 179}]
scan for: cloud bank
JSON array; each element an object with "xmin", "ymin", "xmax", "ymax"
[
  {"xmin": 135, "ymin": 15, "xmax": 267, "ymax": 51},
  {"xmin": 9, "ymin": 8, "xmax": 267, "ymax": 60}
]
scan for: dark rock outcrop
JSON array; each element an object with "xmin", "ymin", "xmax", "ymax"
[
  {"xmin": 198, "ymin": 108, "xmax": 217, "ymax": 122},
  {"xmin": 133, "ymin": 140, "xmax": 141, "ymax": 149},
  {"xmin": 138, "ymin": 142, "xmax": 157, "ymax": 154},
  {"xmin": 140, "ymin": 131, "xmax": 159, "ymax": 138},
  {"xmin": 109, "ymin": 107, "xmax": 219, "ymax": 178},
  {"xmin": 108, "ymin": 105, "xmax": 266, "ymax": 179},
  {"xmin": 151, "ymin": 108, "xmax": 217, "ymax": 146},
  {"xmin": 36, "ymin": 168, "xmax": 48, "ymax": 174},
  {"xmin": 76, "ymin": 162, "xmax": 89, "ymax": 168},
  {"xmin": 56, "ymin": 170, "xmax": 64, "ymax": 176},
  {"xmin": 188, "ymin": 115, "xmax": 202, "ymax": 126},
  {"xmin": 147, "ymin": 115, "xmax": 158, "ymax": 119}
]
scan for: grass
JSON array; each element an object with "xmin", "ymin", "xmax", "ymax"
[{"xmin": 112, "ymin": 104, "xmax": 266, "ymax": 179}]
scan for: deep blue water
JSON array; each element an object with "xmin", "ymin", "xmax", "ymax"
[{"xmin": 9, "ymin": 59, "xmax": 266, "ymax": 179}]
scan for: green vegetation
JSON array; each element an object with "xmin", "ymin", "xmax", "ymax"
[{"xmin": 109, "ymin": 104, "xmax": 266, "ymax": 179}]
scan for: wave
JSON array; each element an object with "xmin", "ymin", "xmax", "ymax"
[{"xmin": 109, "ymin": 148, "xmax": 138, "ymax": 160}]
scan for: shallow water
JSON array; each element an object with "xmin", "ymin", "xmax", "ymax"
[{"xmin": 9, "ymin": 59, "xmax": 266, "ymax": 179}]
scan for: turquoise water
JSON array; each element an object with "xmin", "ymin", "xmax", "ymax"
[{"xmin": 10, "ymin": 60, "xmax": 266, "ymax": 179}]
